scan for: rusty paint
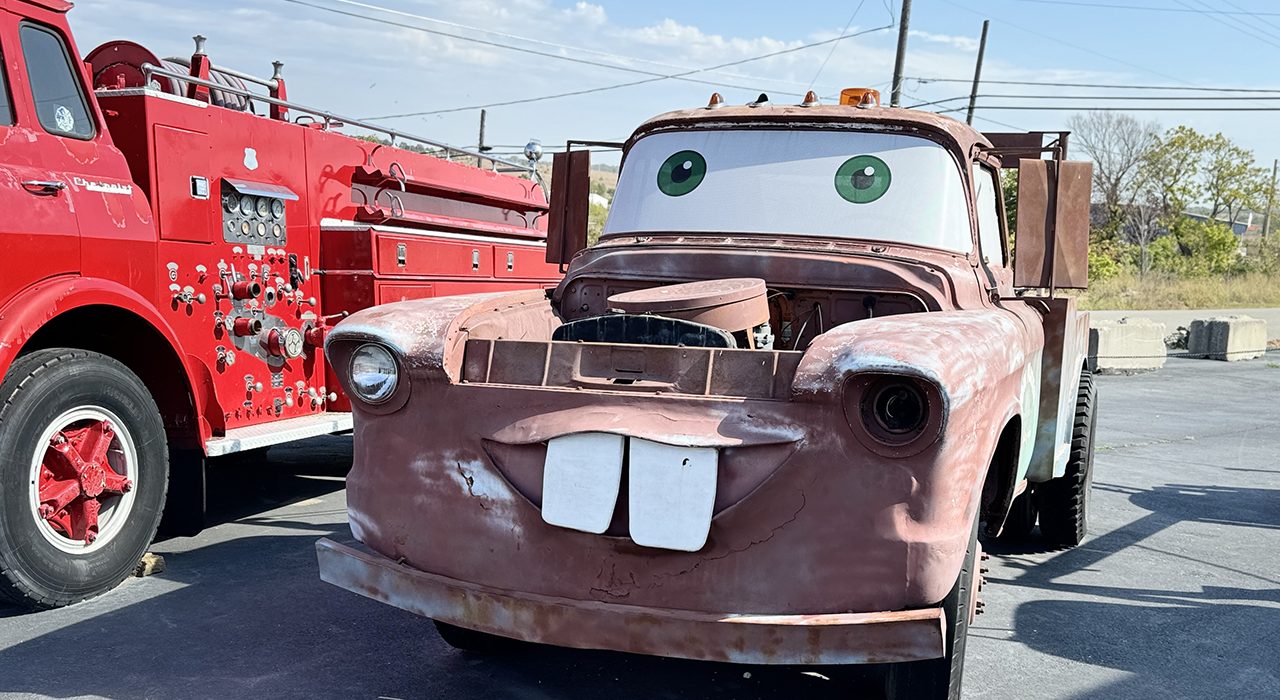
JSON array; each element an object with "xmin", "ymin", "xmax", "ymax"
[
  {"xmin": 320, "ymin": 101, "xmax": 1091, "ymax": 667},
  {"xmin": 317, "ymin": 538, "xmax": 945, "ymax": 665}
]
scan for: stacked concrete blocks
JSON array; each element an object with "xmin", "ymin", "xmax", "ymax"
[{"xmin": 1187, "ymin": 315, "xmax": 1267, "ymax": 361}]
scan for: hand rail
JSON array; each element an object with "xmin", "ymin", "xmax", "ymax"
[{"xmin": 138, "ymin": 63, "xmax": 536, "ymax": 174}]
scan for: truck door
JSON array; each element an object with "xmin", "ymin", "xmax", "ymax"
[
  {"xmin": 0, "ymin": 12, "xmax": 79, "ymax": 297},
  {"xmin": 10, "ymin": 17, "xmax": 153, "ymax": 295}
]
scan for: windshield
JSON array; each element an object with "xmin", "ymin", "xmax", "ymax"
[{"xmin": 603, "ymin": 128, "xmax": 973, "ymax": 253}]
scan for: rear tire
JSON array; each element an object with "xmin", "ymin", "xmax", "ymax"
[
  {"xmin": 883, "ymin": 516, "xmax": 978, "ymax": 699},
  {"xmin": 1035, "ymin": 370, "xmax": 1097, "ymax": 547},
  {"xmin": 998, "ymin": 489, "xmax": 1037, "ymax": 542},
  {"xmin": 0, "ymin": 350, "xmax": 168, "ymax": 609},
  {"xmin": 433, "ymin": 620, "xmax": 520, "ymax": 654}
]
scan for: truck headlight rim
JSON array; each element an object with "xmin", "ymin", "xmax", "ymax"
[
  {"xmin": 842, "ymin": 373, "xmax": 945, "ymax": 458},
  {"xmin": 349, "ymin": 343, "xmax": 399, "ymax": 404}
]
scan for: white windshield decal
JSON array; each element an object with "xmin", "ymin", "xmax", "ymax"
[{"xmin": 604, "ymin": 129, "xmax": 973, "ymax": 253}]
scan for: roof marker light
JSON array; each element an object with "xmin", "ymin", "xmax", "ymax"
[
  {"xmin": 800, "ymin": 90, "xmax": 820, "ymax": 107},
  {"xmin": 706, "ymin": 92, "xmax": 725, "ymax": 110},
  {"xmin": 748, "ymin": 93, "xmax": 770, "ymax": 108},
  {"xmin": 839, "ymin": 88, "xmax": 882, "ymax": 108}
]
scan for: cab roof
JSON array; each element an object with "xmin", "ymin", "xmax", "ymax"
[{"xmin": 629, "ymin": 102, "xmax": 992, "ymax": 156}]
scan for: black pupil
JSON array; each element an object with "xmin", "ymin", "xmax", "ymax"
[
  {"xmin": 852, "ymin": 165, "xmax": 876, "ymax": 190},
  {"xmin": 671, "ymin": 160, "xmax": 693, "ymax": 183},
  {"xmin": 877, "ymin": 387, "xmax": 922, "ymax": 432}
]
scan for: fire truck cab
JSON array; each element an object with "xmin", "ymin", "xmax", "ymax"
[{"xmin": 0, "ymin": 0, "xmax": 560, "ymax": 609}]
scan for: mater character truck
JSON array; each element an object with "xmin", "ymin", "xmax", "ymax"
[
  {"xmin": 0, "ymin": 0, "xmax": 561, "ymax": 610},
  {"xmin": 315, "ymin": 87, "xmax": 1097, "ymax": 698}
]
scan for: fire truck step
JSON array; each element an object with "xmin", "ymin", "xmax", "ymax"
[{"xmin": 205, "ymin": 413, "xmax": 353, "ymax": 457}]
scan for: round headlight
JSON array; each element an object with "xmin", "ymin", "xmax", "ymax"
[
  {"xmin": 870, "ymin": 382, "xmax": 927, "ymax": 435},
  {"xmin": 350, "ymin": 344, "xmax": 398, "ymax": 403}
]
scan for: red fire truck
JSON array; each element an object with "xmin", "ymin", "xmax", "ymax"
[{"xmin": 0, "ymin": 0, "xmax": 561, "ymax": 609}]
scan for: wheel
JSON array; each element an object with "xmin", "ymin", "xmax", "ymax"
[
  {"xmin": 1035, "ymin": 370, "xmax": 1097, "ymax": 547},
  {"xmin": 883, "ymin": 516, "xmax": 978, "ymax": 699},
  {"xmin": 433, "ymin": 620, "xmax": 520, "ymax": 653},
  {"xmin": 0, "ymin": 349, "xmax": 168, "ymax": 609},
  {"xmin": 997, "ymin": 489, "xmax": 1037, "ymax": 542}
]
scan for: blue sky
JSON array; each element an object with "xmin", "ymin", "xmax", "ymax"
[{"xmin": 67, "ymin": 0, "xmax": 1280, "ymax": 168}]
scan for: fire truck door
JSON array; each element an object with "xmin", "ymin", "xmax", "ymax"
[
  {"xmin": 0, "ymin": 15, "xmax": 79, "ymax": 292},
  {"xmin": 11, "ymin": 20, "xmax": 154, "ymax": 294}
]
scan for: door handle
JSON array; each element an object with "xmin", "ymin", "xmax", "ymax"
[{"xmin": 22, "ymin": 180, "xmax": 66, "ymax": 196}]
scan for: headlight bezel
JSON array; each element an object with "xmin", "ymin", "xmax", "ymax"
[
  {"xmin": 349, "ymin": 343, "xmax": 400, "ymax": 405},
  {"xmin": 842, "ymin": 373, "xmax": 945, "ymax": 458}
]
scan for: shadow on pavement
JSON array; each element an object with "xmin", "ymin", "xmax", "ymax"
[
  {"xmin": 0, "ymin": 434, "xmax": 894, "ymax": 699},
  {"xmin": 995, "ymin": 483, "xmax": 1280, "ymax": 699}
]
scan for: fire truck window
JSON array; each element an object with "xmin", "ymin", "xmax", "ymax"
[
  {"xmin": 19, "ymin": 23, "xmax": 94, "ymax": 139},
  {"xmin": 0, "ymin": 48, "xmax": 12, "ymax": 125}
]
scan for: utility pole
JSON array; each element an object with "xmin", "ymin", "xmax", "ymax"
[
  {"xmin": 477, "ymin": 109, "xmax": 491, "ymax": 169},
  {"xmin": 890, "ymin": 0, "xmax": 913, "ymax": 107},
  {"xmin": 965, "ymin": 20, "xmax": 990, "ymax": 125},
  {"xmin": 1264, "ymin": 158, "xmax": 1277, "ymax": 239}
]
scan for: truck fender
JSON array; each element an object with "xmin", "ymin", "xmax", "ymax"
[
  {"xmin": 0, "ymin": 275, "xmax": 212, "ymax": 447},
  {"xmin": 792, "ymin": 309, "xmax": 1041, "ymax": 519}
]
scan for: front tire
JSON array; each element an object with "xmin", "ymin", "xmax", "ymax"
[
  {"xmin": 433, "ymin": 620, "xmax": 520, "ymax": 654},
  {"xmin": 0, "ymin": 350, "xmax": 168, "ymax": 609},
  {"xmin": 1035, "ymin": 370, "xmax": 1097, "ymax": 547},
  {"xmin": 884, "ymin": 516, "xmax": 979, "ymax": 699}
]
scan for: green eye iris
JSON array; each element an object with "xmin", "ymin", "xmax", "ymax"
[
  {"xmin": 657, "ymin": 150, "xmax": 707, "ymax": 196},
  {"xmin": 835, "ymin": 155, "xmax": 891, "ymax": 204}
]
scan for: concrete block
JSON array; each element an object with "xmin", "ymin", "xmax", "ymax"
[
  {"xmin": 1089, "ymin": 317, "xmax": 1167, "ymax": 373},
  {"xmin": 1187, "ymin": 315, "xmax": 1267, "ymax": 361}
]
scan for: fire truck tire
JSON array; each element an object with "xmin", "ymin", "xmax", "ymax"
[
  {"xmin": 158, "ymin": 448, "xmax": 206, "ymax": 537},
  {"xmin": 0, "ymin": 349, "xmax": 168, "ymax": 610},
  {"xmin": 882, "ymin": 515, "xmax": 977, "ymax": 700},
  {"xmin": 1035, "ymin": 370, "xmax": 1097, "ymax": 548},
  {"xmin": 433, "ymin": 620, "xmax": 522, "ymax": 654}
]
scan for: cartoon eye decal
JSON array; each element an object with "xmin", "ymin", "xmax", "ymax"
[
  {"xmin": 835, "ymin": 155, "xmax": 892, "ymax": 204},
  {"xmin": 657, "ymin": 150, "xmax": 707, "ymax": 196}
]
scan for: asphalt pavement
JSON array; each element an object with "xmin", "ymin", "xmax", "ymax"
[{"xmin": 1, "ymin": 357, "xmax": 1278, "ymax": 699}]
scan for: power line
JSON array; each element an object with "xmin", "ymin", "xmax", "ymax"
[
  {"xmin": 1014, "ymin": 0, "xmax": 1280, "ymax": 15},
  {"xmin": 808, "ymin": 1, "xmax": 867, "ymax": 91},
  {"xmin": 978, "ymin": 94, "xmax": 1280, "ymax": 101},
  {"xmin": 939, "ymin": 0, "xmax": 1196, "ymax": 86},
  {"xmin": 951, "ymin": 105, "xmax": 1280, "ymax": 112},
  {"xmin": 360, "ymin": 24, "xmax": 894, "ymax": 119},
  {"xmin": 282, "ymin": 0, "xmax": 892, "ymax": 106},
  {"xmin": 303, "ymin": 0, "xmax": 841, "ymax": 94},
  {"xmin": 1173, "ymin": 0, "xmax": 1280, "ymax": 51},
  {"xmin": 908, "ymin": 77, "xmax": 1280, "ymax": 93}
]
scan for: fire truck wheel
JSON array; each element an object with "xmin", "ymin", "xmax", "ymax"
[
  {"xmin": 433, "ymin": 620, "xmax": 522, "ymax": 654},
  {"xmin": 882, "ymin": 515, "xmax": 977, "ymax": 700},
  {"xmin": 1035, "ymin": 370, "xmax": 1097, "ymax": 548},
  {"xmin": 0, "ymin": 349, "xmax": 168, "ymax": 610}
]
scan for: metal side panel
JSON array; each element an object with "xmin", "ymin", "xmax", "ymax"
[{"xmin": 205, "ymin": 412, "xmax": 353, "ymax": 456}]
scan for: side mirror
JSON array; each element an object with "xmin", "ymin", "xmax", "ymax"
[
  {"xmin": 546, "ymin": 149, "xmax": 591, "ymax": 266},
  {"xmin": 1013, "ymin": 158, "xmax": 1092, "ymax": 290}
]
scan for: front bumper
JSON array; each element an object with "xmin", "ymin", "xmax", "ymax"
[{"xmin": 316, "ymin": 538, "xmax": 946, "ymax": 665}]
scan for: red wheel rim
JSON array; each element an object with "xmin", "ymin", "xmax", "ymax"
[{"xmin": 29, "ymin": 407, "xmax": 138, "ymax": 553}]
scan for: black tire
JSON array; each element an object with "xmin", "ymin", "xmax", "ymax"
[
  {"xmin": 884, "ymin": 516, "xmax": 978, "ymax": 700},
  {"xmin": 1035, "ymin": 370, "xmax": 1097, "ymax": 547},
  {"xmin": 157, "ymin": 448, "xmax": 206, "ymax": 537},
  {"xmin": 0, "ymin": 349, "xmax": 168, "ymax": 609},
  {"xmin": 997, "ymin": 489, "xmax": 1038, "ymax": 542},
  {"xmin": 433, "ymin": 620, "xmax": 520, "ymax": 654}
]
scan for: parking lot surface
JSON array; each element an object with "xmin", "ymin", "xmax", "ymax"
[{"xmin": 1, "ymin": 357, "xmax": 1277, "ymax": 699}]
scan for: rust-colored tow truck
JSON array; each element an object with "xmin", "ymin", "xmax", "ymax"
[{"xmin": 315, "ymin": 88, "xmax": 1097, "ymax": 698}]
